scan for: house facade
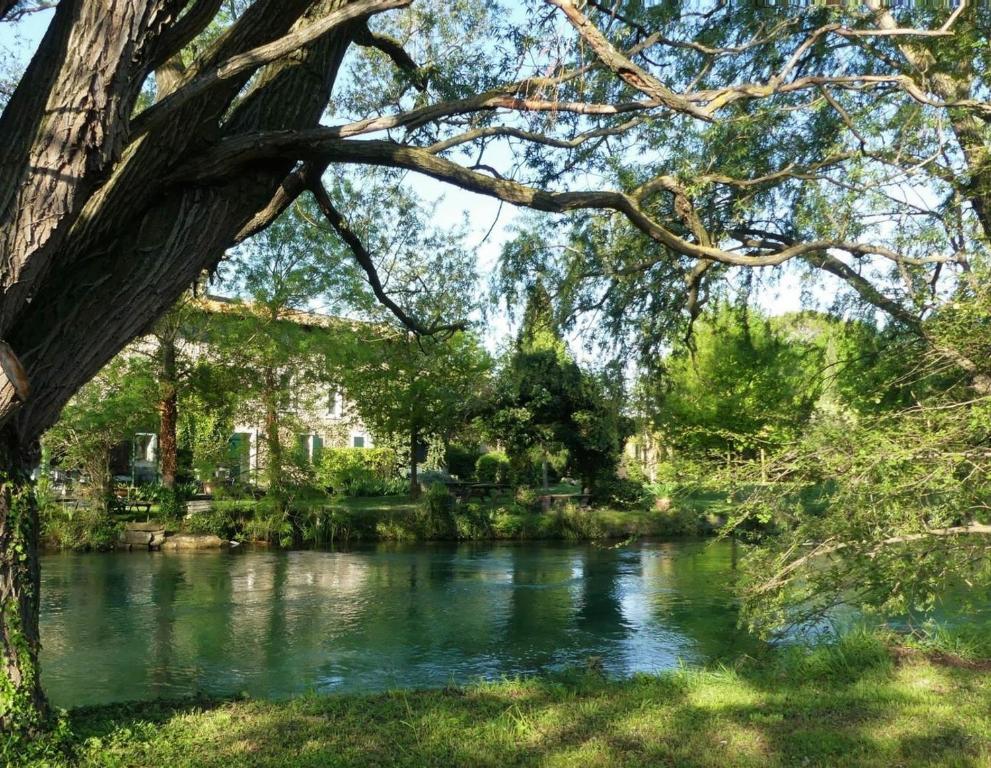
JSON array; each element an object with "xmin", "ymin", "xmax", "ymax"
[
  {"xmin": 112, "ymin": 296, "xmax": 375, "ymax": 487},
  {"xmin": 227, "ymin": 383, "xmax": 374, "ymax": 485}
]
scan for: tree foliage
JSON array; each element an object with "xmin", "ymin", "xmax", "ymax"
[
  {"xmin": 43, "ymin": 358, "xmax": 158, "ymax": 509},
  {"xmin": 335, "ymin": 330, "xmax": 492, "ymax": 493},
  {"xmin": 486, "ymin": 284, "xmax": 627, "ymax": 489},
  {"xmin": 648, "ymin": 305, "xmax": 822, "ymax": 460},
  {"xmin": 4, "ymin": 0, "xmax": 991, "ymax": 732}
]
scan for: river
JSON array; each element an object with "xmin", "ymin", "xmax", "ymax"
[{"xmin": 40, "ymin": 540, "xmax": 757, "ymax": 708}]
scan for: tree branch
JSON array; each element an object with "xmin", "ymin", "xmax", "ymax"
[
  {"xmin": 186, "ymin": 132, "xmax": 954, "ymax": 278},
  {"xmin": 757, "ymin": 522, "xmax": 991, "ymax": 596},
  {"xmin": 149, "ymin": 0, "xmax": 224, "ymax": 71},
  {"xmin": 0, "ymin": 0, "xmax": 56, "ymax": 23},
  {"xmin": 546, "ymin": 0, "xmax": 714, "ymax": 121},
  {"xmin": 133, "ymin": 0, "xmax": 412, "ymax": 137},
  {"xmin": 234, "ymin": 162, "xmax": 325, "ymax": 244},
  {"xmin": 308, "ymin": 179, "xmax": 467, "ymax": 337},
  {"xmin": 352, "ymin": 20, "xmax": 426, "ymax": 90}
]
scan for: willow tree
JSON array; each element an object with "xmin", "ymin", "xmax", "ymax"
[{"xmin": 0, "ymin": 0, "xmax": 983, "ymax": 734}]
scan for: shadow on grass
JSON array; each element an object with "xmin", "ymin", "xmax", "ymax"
[{"xmin": 22, "ymin": 641, "xmax": 991, "ymax": 768}]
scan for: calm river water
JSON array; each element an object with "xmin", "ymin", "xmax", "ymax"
[{"xmin": 40, "ymin": 540, "xmax": 756, "ymax": 708}]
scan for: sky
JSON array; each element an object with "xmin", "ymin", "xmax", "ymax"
[{"xmin": 0, "ymin": 4, "xmax": 818, "ymax": 363}]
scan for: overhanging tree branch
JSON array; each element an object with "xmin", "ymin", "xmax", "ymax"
[
  {"xmin": 188, "ymin": 132, "xmax": 954, "ymax": 276},
  {"xmin": 352, "ymin": 20, "xmax": 426, "ymax": 90},
  {"xmin": 133, "ymin": 0, "xmax": 412, "ymax": 137},
  {"xmin": 308, "ymin": 178, "xmax": 467, "ymax": 336},
  {"xmin": 756, "ymin": 522, "xmax": 991, "ymax": 596}
]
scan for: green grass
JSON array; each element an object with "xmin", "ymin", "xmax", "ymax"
[{"xmin": 10, "ymin": 634, "xmax": 991, "ymax": 767}]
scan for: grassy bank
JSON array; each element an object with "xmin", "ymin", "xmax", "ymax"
[
  {"xmin": 41, "ymin": 491, "xmax": 707, "ymax": 550},
  {"xmin": 11, "ymin": 634, "xmax": 991, "ymax": 767}
]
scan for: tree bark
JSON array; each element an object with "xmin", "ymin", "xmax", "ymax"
[
  {"xmin": 409, "ymin": 428, "xmax": 420, "ymax": 498},
  {"xmin": 158, "ymin": 336, "xmax": 179, "ymax": 490},
  {"xmin": 0, "ymin": 0, "xmax": 400, "ymax": 737},
  {"xmin": 262, "ymin": 369, "xmax": 283, "ymax": 495},
  {"xmin": 0, "ymin": 431, "xmax": 45, "ymax": 734}
]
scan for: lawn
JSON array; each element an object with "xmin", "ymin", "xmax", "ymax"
[{"xmin": 11, "ymin": 635, "xmax": 991, "ymax": 767}]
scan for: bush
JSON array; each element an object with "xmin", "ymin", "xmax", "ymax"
[
  {"xmin": 375, "ymin": 519, "xmax": 418, "ymax": 541},
  {"xmin": 41, "ymin": 505, "xmax": 121, "ymax": 551},
  {"xmin": 476, "ymin": 451, "xmax": 511, "ymax": 483},
  {"xmin": 416, "ymin": 482, "xmax": 456, "ymax": 538},
  {"xmin": 454, "ymin": 502, "xmax": 492, "ymax": 539},
  {"xmin": 592, "ymin": 477, "xmax": 652, "ymax": 510},
  {"xmin": 445, "ymin": 444, "xmax": 481, "ymax": 480},
  {"xmin": 133, "ymin": 481, "xmax": 198, "ymax": 524},
  {"xmin": 514, "ymin": 485, "xmax": 540, "ymax": 510},
  {"xmin": 551, "ymin": 505, "xmax": 607, "ymax": 540},
  {"xmin": 417, "ymin": 469, "xmax": 454, "ymax": 490},
  {"xmin": 652, "ymin": 504, "xmax": 700, "ymax": 536},
  {"xmin": 491, "ymin": 506, "xmax": 527, "ymax": 539},
  {"xmin": 317, "ymin": 447, "xmax": 400, "ymax": 496},
  {"xmin": 241, "ymin": 501, "xmax": 293, "ymax": 546}
]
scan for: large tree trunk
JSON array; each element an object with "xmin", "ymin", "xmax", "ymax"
[
  {"xmin": 409, "ymin": 428, "xmax": 420, "ymax": 498},
  {"xmin": 262, "ymin": 370, "xmax": 283, "ymax": 494},
  {"xmin": 158, "ymin": 337, "xmax": 179, "ymax": 490},
  {"xmin": 0, "ymin": 4, "xmax": 357, "ymax": 732},
  {"xmin": 0, "ymin": 431, "xmax": 45, "ymax": 734}
]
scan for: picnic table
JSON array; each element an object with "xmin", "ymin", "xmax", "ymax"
[
  {"xmin": 539, "ymin": 493, "xmax": 591, "ymax": 511},
  {"xmin": 445, "ymin": 481, "xmax": 512, "ymax": 503},
  {"xmin": 113, "ymin": 488, "xmax": 153, "ymax": 518},
  {"xmin": 123, "ymin": 500, "xmax": 152, "ymax": 516}
]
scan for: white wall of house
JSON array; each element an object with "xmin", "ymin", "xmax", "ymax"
[{"xmin": 232, "ymin": 383, "xmax": 374, "ymax": 482}]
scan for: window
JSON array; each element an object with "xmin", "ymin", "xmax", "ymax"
[
  {"xmin": 352, "ymin": 435, "xmax": 365, "ymax": 449},
  {"xmin": 295, "ymin": 434, "xmax": 323, "ymax": 464}
]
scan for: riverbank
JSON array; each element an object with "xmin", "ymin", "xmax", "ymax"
[
  {"xmin": 41, "ymin": 490, "xmax": 721, "ymax": 551},
  {"xmin": 11, "ymin": 634, "xmax": 991, "ymax": 767}
]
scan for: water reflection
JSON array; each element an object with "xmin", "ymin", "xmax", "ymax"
[{"xmin": 40, "ymin": 540, "xmax": 759, "ymax": 708}]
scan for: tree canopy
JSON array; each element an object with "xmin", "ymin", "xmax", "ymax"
[{"xmin": 3, "ymin": 0, "xmax": 991, "ymax": 735}]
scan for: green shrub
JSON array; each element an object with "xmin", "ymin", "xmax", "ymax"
[
  {"xmin": 317, "ymin": 447, "xmax": 399, "ymax": 496},
  {"xmin": 416, "ymin": 482, "xmax": 457, "ymax": 538},
  {"xmin": 454, "ymin": 502, "xmax": 492, "ymax": 539},
  {"xmin": 446, "ymin": 444, "xmax": 481, "ymax": 480},
  {"xmin": 514, "ymin": 485, "xmax": 540, "ymax": 510},
  {"xmin": 476, "ymin": 450, "xmax": 511, "ymax": 483},
  {"xmin": 592, "ymin": 477, "xmax": 652, "ymax": 510},
  {"xmin": 375, "ymin": 519, "xmax": 418, "ymax": 541},
  {"xmin": 491, "ymin": 507, "xmax": 527, "ymax": 539},
  {"xmin": 553, "ymin": 505, "xmax": 607, "ymax": 540},
  {"xmin": 184, "ymin": 504, "xmax": 234, "ymax": 539},
  {"xmin": 652, "ymin": 504, "xmax": 700, "ymax": 536},
  {"xmin": 41, "ymin": 505, "xmax": 121, "ymax": 551},
  {"xmin": 417, "ymin": 469, "xmax": 454, "ymax": 490},
  {"xmin": 181, "ymin": 500, "xmax": 258, "ymax": 540},
  {"xmin": 295, "ymin": 506, "xmax": 359, "ymax": 547},
  {"xmin": 150, "ymin": 483, "xmax": 197, "ymax": 525},
  {"xmin": 242, "ymin": 504, "xmax": 293, "ymax": 546}
]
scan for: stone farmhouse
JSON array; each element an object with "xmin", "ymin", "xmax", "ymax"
[{"xmin": 114, "ymin": 296, "xmax": 375, "ymax": 486}]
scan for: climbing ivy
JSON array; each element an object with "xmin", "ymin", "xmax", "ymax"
[{"xmin": 0, "ymin": 476, "xmax": 46, "ymax": 741}]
